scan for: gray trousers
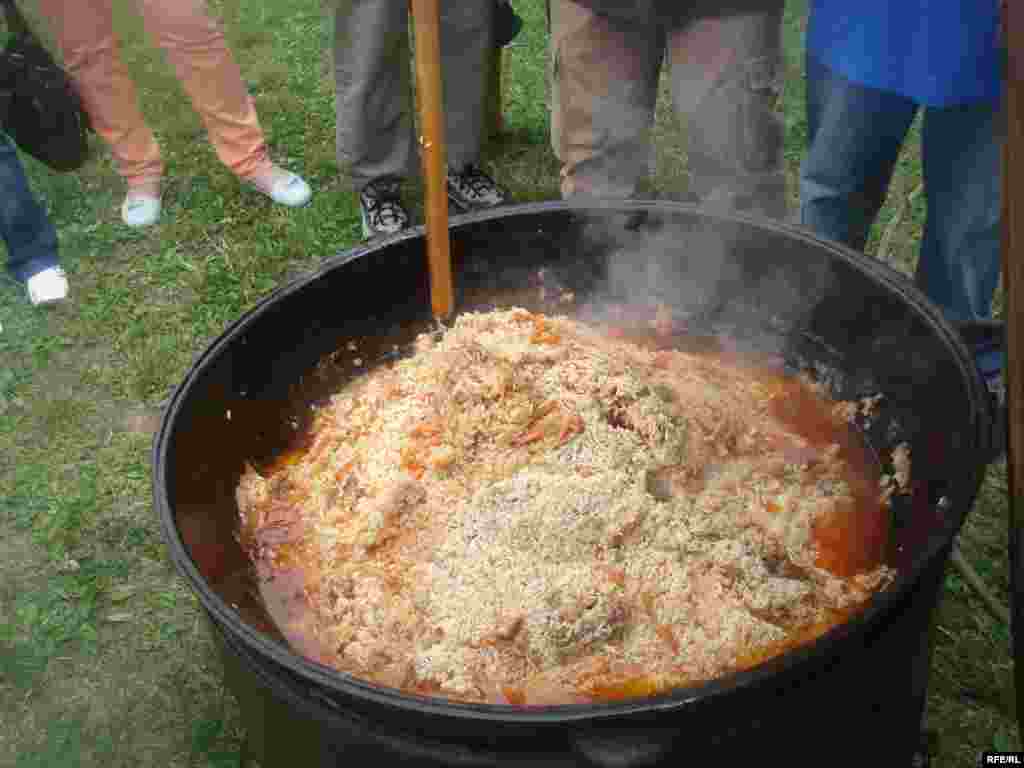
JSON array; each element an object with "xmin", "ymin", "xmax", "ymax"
[
  {"xmin": 333, "ymin": 0, "xmax": 494, "ymax": 191},
  {"xmin": 550, "ymin": 1, "xmax": 787, "ymax": 217}
]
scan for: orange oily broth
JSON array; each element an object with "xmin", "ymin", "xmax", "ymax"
[
  {"xmin": 758, "ymin": 368, "xmax": 888, "ymax": 579},
  {"xmin": 237, "ymin": 315, "xmax": 891, "ymax": 705}
]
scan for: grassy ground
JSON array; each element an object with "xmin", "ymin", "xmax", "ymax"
[{"xmin": 0, "ymin": 0, "xmax": 1015, "ymax": 765}]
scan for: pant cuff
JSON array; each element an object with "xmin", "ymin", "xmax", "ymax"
[{"xmin": 8, "ymin": 255, "xmax": 61, "ymax": 284}]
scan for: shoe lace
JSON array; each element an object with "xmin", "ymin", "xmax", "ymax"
[
  {"xmin": 451, "ymin": 165, "xmax": 498, "ymax": 198},
  {"xmin": 362, "ymin": 180, "xmax": 407, "ymax": 228}
]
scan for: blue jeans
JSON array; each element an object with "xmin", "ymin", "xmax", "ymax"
[
  {"xmin": 0, "ymin": 133, "xmax": 60, "ymax": 283},
  {"xmin": 800, "ymin": 54, "xmax": 1002, "ymax": 324}
]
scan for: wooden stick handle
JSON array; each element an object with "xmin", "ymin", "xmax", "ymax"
[{"xmin": 410, "ymin": 0, "xmax": 454, "ymax": 320}]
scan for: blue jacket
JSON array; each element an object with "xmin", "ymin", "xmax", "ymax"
[{"xmin": 806, "ymin": 0, "xmax": 1003, "ymax": 107}]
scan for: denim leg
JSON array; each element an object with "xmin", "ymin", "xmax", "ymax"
[
  {"xmin": 799, "ymin": 55, "xmax": 917, "ymax": 251},
  {"xmin": 0, "ymin": 134, "xmax": 60, "ymax": 283},
  {"xmin": 915, "ymin": 101, "xmax": 1002, "ymax": 323}
]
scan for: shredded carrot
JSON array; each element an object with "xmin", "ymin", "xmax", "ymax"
[
  {"xmin": 605, "ymin": 567, "xmax": 626, "ymax": 586},
  {"xmin": 410, "ymin": 421, "xmax": 443, "ymax": 439},
  {"xmin": 587, "ymin": 676, "xmax": 664, "ymax": 701},
  {"xmin": 530, "ymin": 317, "xmax": 561, "ymax": 345},
  {"xmin": 501, "ymin": 686, "xmax": 526, "ymax": 706}
]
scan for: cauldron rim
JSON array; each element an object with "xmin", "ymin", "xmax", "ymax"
[{"xmin": 153, "ymin": 199, "xmax": 989, "ymax": 723}]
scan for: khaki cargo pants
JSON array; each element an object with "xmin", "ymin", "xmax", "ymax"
[
  {"xmin": 550, "ymin": 1, "xmax": 786, "ymax": 217},
  {"xmin": 333, "ymin": 0, "xmax": 494, "ymax": 191}
]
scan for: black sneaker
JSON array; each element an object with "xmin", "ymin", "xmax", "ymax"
[
  {"xmin": 447, "ymin": 164, "xmax": 507, "ymax": 213},
  {"xmin": 359, "ymin": 177, "xmax": 410, "ymax": 238}
]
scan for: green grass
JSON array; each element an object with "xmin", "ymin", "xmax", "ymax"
[{"xmin": 0, "ymin": 1, "xmax": 1015, "ymax": 766}]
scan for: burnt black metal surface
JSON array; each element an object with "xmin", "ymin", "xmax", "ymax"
[{"xmin": 154, "ymin": 201, "xmax": 992, "ymax": 766}]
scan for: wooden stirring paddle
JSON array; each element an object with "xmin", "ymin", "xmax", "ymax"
[{"xmin": 410, "ymin": 0, "xmax": 454, "ymax": 321}]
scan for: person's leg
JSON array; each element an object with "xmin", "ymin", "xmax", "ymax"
[
  {"xmin": 440, "ymin": 1, "xmax": 507, "ymax": 211},
  {"xmin": 0, "ymin": 134, "xmax": 59, "ymax": 282},
  {"xmin": 799, "ymin": 54, "xmax": 917, "ymax": 250},
  {"xmin": 333, "ymin": 0, "xmax": 413, "ymax": 237},
  {"xmin": 334, "ymin": 0, "xmax": 414, "ymax": 192},
  {"xmin": 0, "ymin": 135, "xmax": 68, "ymax": 303},
  {"xmin": 917, "ymin": 99, "xmax": 1004, "ymax": 451},
  {"xmin": 916, "ymin": 100, "xmax": 1002, "ymax": 323},
  {"xmin": 551, "ymin": 0, "xmax": 662, "ymax": 200},
  {"xmin": 547, "ymin": 0, "xmax": 561, "ymax": 162},
  {"xmin": 134, "ymin": 0, "xmax": 270, "ymax": 181},
  {"xmin": 440, "ymin": 1, "xmax": 493, "ymax": 171},
  {"xmin": 38, "ymin": 0, "xmax": 163, "ymax": 187},
  {"xmin": 668, "ymin": 8, "xmax": 786, "ymax": 218}
]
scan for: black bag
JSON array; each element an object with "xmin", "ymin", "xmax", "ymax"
[
  {"xmin": 0, "ymin": 0, "xmax": 90, "ymax": 172},
  {"xmin": 494, "ymin": 2, "xmax": 523, "ymax": 48}
]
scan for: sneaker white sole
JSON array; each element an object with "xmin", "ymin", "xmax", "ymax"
[
  {"xmin": 258, "ymin": 172, "xmax": 312, "ymax": 208},
  {"xmin": 26, "ymin": 267, "xmax": 69, "ymax": 306},
  {"xmin": 122, "ymin": 194, "xmax": 161, "ymax": 228}
]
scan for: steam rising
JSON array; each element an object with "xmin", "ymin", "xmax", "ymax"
[{"xmin": 569, "ymin": 205, "xmax": 836, "ymax": 364}]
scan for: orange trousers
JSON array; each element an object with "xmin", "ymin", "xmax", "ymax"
[{"xmin": 39, "ymin": 0, "xmax": 271, "ymax": 187}]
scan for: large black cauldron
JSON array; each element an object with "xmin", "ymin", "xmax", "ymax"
[{"xmin": 154, "ymin": 202, "xmax": 992, "ymax": 767}]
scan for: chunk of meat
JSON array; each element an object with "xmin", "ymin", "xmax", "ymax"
[
  {"xmin": 528, "ymin": 589, "xmax": 630, "ymax": 666},
  {"xmin": 496, "ymin": 615, "xmax": 525, "ymax": 641},
  {"xmin": 891, "ymin": 443, "xmax": 911, "ymax": 490},
  {"xmin": 236, "ymin": 465, "xmax": 270, "ymax": 519},
  {"xmin": 358, "ymin": 478, "xmax": 426, "ymax": 549},
  {"xmin": 557, "ymin": 412, "xmax": 584, "ymax": 446},
  {"xmin": 254, "ymin": 502, "xmax": 306, "ymax": 546}
]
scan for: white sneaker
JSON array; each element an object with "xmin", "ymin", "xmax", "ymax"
[
  {"xmin": 26, "ymin": 267, "xmax": 69, "ymax": 306},
  {"xmin": 248, "ymin": 166, "xmax": 312, "ymax": 208},
  {"xmin": 121, "ymin": 191, "xmax": 161, "ymax": 227}
]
